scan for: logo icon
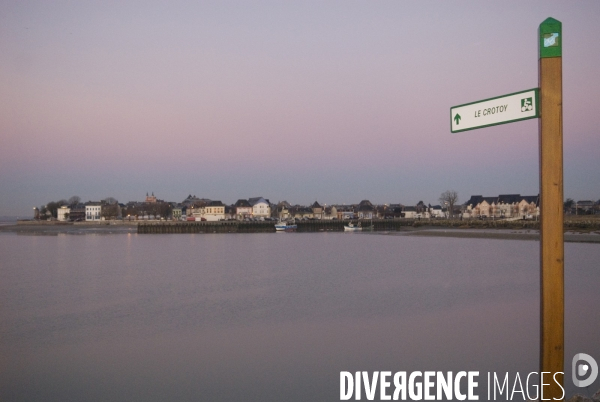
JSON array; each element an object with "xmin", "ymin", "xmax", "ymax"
[
  {"xmin": 544, "ymin": 33, "xmax": 560, "ymax": 48},
  {"xmin": 572, "ymin": 353, "xmax": 598, "ymax": 388},
  {"xmin": 521, "ymin": 97, "xmax": 533, "ymax": 112}
]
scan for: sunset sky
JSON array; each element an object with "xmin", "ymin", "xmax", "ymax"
[{"xmin": 1, "ymin": 1, "xmax": 599, "ymax": 217}]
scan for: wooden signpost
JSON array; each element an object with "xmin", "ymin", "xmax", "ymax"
[
  {"xmin": 538, "ymin": 17, "xmax": 564, "ymax": 401},
  {"xmin": 450, "ymin": 17, "xmax": 564, "ymax": 400}
]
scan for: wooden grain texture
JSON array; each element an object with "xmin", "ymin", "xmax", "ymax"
[{"xmin": 539, "ymin": 55, "xmax": 564, "ymax": 400}]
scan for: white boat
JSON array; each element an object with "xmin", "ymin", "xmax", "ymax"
[
  {"xmin": 275, "ymin": 220, "xmax": 297, "ymax": 232},
  {"xmin": 343, "ymin": 222, "xmax": 362, "ymax": 232}
]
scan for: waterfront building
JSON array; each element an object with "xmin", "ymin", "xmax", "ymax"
[
  {"xmin": 289, "ymin": 205, "xmax": 313, "ymax": 220},
  {"xmin": 475, "ymin": 197, "xmax": 497, "ymax": 218},
  {"xmin": 172, "ymin": 204, "xmax": 185, "ymax": 220},
  {"xmin": 189, "ymin": 206, "xmax": 204, "ymax": 221},
  {"xmin": 204, "ymin": 201, "xmax": 225, "ymax": 221},
  {"xmin": 430, "ymin": 205, "xmax": 444, "ymax": 218},
  {"xmin": 518, "ymin": 196, "xmax": 539, "ymax": 219},
  {"xmin": 274, "ymin": 201, "xmax": 292, "ymax": 220},
  {"xmin": 224, "ymin": 205, "xmax": 235, "ymax": 220},
  {"xmin": 311, "ymin": 201, "xmax": 323, "ymax": 220},
  {"xmin": 249, "ymin": 197, "xmax": 271, "ymax": 218},
  {"xmin": 57, "ymin": 206, "xmax": 70, "ymax": 221},
  {"xmin": 324, "ymin": 205, "xmax": 337, "ymax": 220},
  {"xmin": 496, "ymin": 194, "xmax": 522, "ymax": 218},
  {"xmin": 463, "ymin": 194, "xmax": 539, "ymax": 219},
  {"xmin": 85, "ymin": 203, "xmax": 102, "ymax": 221},
  {"xmin": 68, "ymin": 203, "xmax": 86, "ymax": 221},
  {"xmin": 334, "ymin": 205, "xmax": 354, "ymax": 220},
  {"xmin": 234, "ymin": 199, "xmax": 253, "ymax": 220},
  {"xmin": 374, "ymin": 205, "xmax": 387, "ymax": 219},
  {"xmin": 402, "ymin": 206, "xmax": 418, "ymax": 219},
  {"xmin": 357, "ymin": 200, "xmax": 374, "ymax": 220}
]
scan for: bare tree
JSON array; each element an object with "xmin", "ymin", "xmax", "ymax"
[
  {"xmin": 439, "ymin": 190, "xmax": 459, "ymax": 219},
  {"xmin": 104, "ymin": 197, "xmax": 118, "ymax": 205},
  {"xmin": 101, "ymin": 204, "xmax": 119, "ymax": 219},
  {"xmin": 68, "ymin": 196, "xmax": 81, "ymax": 206}
]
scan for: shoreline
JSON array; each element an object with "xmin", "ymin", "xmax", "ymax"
[
  {"xmin": 383, "ymin": 227, "xmax": 600, "ymax": 243},
  {"xmin": 0, "ymin": 222, "xmax": 137, "ymax": 235},
  {"xmin": 2, "ymin": 222, "xmax": 599, "ymax": 243}
]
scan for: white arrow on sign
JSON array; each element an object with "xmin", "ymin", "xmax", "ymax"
[{"xmin": 451, "ymin": 88, "xmax": 539, "ymax": 133}]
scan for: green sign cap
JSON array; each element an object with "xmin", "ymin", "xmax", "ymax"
[{"xmin": 539, "ymin": 17, "xmax": 562, "ymax": 58}]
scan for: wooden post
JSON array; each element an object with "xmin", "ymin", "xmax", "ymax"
[{"xmin": 539, "ymin": 17, "xmax": 564, "ymax": 400}]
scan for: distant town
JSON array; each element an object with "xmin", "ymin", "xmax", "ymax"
[{"xmin": 30, "ymin": 192, "xmax": 600, "ymax": 223}]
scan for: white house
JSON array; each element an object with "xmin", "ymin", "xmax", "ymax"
[
  {"xmin": 204, "ymin": 201, "xmax": 225, "ymax": 221},
  {"xmin": 57, "ymin": 206, "xmax": 71, "ymax": 221},
  {"xmin": 85, "ymin": 203, "xmax": 102, "ymax": 221},
  {"xmin": 402, "ymin": 206, "xmax": 418, "ymax": 219},
  {"xmin": 430, "ymin": 205, "xmax": 444, "ymax": 218},
  {"xmin": 249, "ymin": 197, "xmax": 271, "ymax": 218}
]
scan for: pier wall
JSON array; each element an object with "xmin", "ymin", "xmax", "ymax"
[{"xmin": 137, "ymin": 218, "xmax": 600, "ymax": 234}]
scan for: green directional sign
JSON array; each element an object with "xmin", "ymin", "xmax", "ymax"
[{"xmin": 450, "ymin": 88, "xmax": 539, "ymax": 133}]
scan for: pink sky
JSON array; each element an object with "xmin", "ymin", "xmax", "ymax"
[{"xmin": 1, "ymin": 1, "xmax": 599, "ymax": 216}]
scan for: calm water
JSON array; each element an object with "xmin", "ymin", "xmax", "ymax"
[{"xmin": 1, "ymin": 232, "xmax": 598, "ymax": 401}]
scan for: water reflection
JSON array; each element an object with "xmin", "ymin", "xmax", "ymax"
[{"xmin": 0, "ymin": 233, "xmax": 598, "ymax": 401}]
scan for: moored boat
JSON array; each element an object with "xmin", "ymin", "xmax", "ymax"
[
  {"xmin": 343, "ymin": 222, "xmax": 362, "ymax": 232},
  {"xmin": 275, "ymin": 220, "xmax": 297, "ymax": 232}
]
